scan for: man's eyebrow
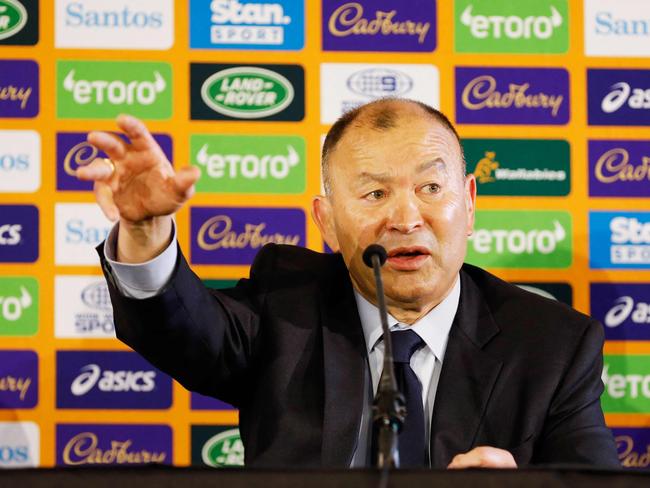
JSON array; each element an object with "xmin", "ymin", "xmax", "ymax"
[
  {"xmin": 357, "ymin": 171, "xmax": 393, "ymax": 184},
  {"xmin": 416, "ymin": 158, "xmax": 447, "ymax": 173}
]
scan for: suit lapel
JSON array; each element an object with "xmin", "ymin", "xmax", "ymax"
[
  {"xmin": 320, "ymin": 256, "xmax": 367, "ymax": 467},
  {"xmin": 430, "ymin": 268, "xmax": 503, "ymax": 468}
]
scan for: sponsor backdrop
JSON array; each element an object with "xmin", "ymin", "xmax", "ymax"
[{"xmin": 0, "ymin": 0, "xmax": 649, "ymax": 469}]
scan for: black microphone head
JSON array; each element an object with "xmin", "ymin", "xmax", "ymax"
[{"xmin": 362, "ymin": 244, "xmax": 387, "ymax": 268}]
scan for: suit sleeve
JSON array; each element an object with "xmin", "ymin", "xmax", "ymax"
[
  {"xmin": 97, "ymin": 241, "xmax": 278, "ymax": 408},
  {"xmin": 533, "ymin": 318, "xmax": 620, "ymax": 467}
]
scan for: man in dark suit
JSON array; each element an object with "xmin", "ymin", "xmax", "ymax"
[{"xmin": 79, "ymin": 99, "xmax": 620, "ymax": 468}]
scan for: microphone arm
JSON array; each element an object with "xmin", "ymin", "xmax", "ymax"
[{"xmin": 363, "ymin": 245, "xmax": 406, "ymax": 469}]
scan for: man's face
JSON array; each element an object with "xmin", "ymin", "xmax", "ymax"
[{"xmin": 314, "ymin": 108, "xmax": 476, "ymax": 311}]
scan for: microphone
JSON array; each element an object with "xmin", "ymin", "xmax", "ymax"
[{"xmin": 363, "ymin": 244, "xmax": 406, "ymax": 469}]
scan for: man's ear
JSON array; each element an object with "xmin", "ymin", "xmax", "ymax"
[
  {"xmin": 464, "ymin": 174, "xmax": 477, "ymax": 236},
  {"xmin": 311, "ymin": 195, "xmax": 340, "ymax": 252}
]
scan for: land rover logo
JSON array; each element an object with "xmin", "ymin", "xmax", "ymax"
[
  {"xmin": 200, "ymin": 67, "xmax": 294, "ymax": 119},
  {"xmin": 201, "ymin": 428, "xmax": 244, "ymax": 467},
  {"xmin": 0, "ymin": 0, "xmax": 27, "ymax": 41}
]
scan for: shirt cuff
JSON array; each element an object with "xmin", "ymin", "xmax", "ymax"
[{"xmin": 103, "ymin": 220, "xmax": 178, "ymax": 299}]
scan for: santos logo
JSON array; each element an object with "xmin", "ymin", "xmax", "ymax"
[
  {"xmin": 55, "ymin": 203, "xmax": 112, "ymax": 266},
  {"xmin": 70, "ymin": 364, "xmax": 156, "ymax": 396},
  {"xmin": 459, "ymin": 5, "xmax": 562, "ymax": 40},
  {"xmin": 585, "ymin": 0, "xmax": 650, "ymax": 57},
  {"xmin": 0, "ymin": 422, "xmax": 39, "ymax": 468},
  {"xmin": 55, "ymin": 0, "xmax": 173, "ymax": 50},
  {"xmin": 63, "ymin": 69, "xmax": 166, "ymax": 106},
  {"xmin": 0, "ymin": 130, "xmax": 40, "ymax": 192}
]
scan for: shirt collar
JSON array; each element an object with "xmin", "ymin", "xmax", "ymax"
[{"xmin": 353, "ymin": 275, "xmax": 461, "ymax": 362}]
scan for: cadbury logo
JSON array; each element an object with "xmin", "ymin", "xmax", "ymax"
[
  {"xmin": 62, "ymin": 432, "xmax": 166, "ymax": 466},
  {"xmin": 63, "ymin": 141, "xmax": 98, "ymax": 177},
  {"xmin": 197, "ymin": 215, "xmax": 301, "ymax": 251},
  {"xmin": 328, "ymin": 2, "xmax": 430, "ymax": 44},
  {"xmin": 595, "ymin": 148, "xmax": 650, "ymax": 184},
  {"xmin": 0, "ymin": 84, "xmax": 31, "ymax": 110},
  {"xmin": 0, "ymin": 374, "xmax": 31, "ymax": 401},
  {"xmin": 616, "ymin": 435, "xmax": 650, "ymax": 468},
  {"xmin": 461, "ymin": 75, "xmax": 563, "ymax": 117}
]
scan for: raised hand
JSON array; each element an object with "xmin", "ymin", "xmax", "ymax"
[
  {"xmin": 77, "ymin": 114, "xmax": 199, "ymax": 223},
  {"xmin": 76, "ymin": 115, "xmax": 200, "ymax": 263}
]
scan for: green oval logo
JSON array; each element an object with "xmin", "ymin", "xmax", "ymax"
[
  {"xmin": 0, "ymin": 0, "xmax": 27, "ymax": 41},
  {"xmin": 201, "ymin": 67, "xmax": 294, "ymax": 119},
  {"xmin": 201, "ymin": 428, "xmax": 244, "ymax": 467}
]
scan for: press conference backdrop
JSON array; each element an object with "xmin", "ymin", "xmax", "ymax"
[{"xmin": 0, "ymin": 0, "xmax": 649, "ymax": 470}]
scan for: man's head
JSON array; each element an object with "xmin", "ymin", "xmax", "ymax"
[{"xmin": 312, "ymin": 98, "xmax": 476, "ymax": 320}]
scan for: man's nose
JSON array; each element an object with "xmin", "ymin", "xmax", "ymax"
[{"xmin": 387, "ymin": 193, "xmax": 424, "ymax": 234}]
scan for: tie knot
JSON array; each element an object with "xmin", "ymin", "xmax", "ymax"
[{"xmin": 390, "ymin": 329, "xmax": 424, "ymax": 364}]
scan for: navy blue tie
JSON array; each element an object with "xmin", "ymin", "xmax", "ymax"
[{"xmin": 390, "ymin": 329, "xmax": 426, "ymax": 468}]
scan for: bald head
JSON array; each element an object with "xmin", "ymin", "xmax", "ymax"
[{"xmin": 321, "ymin": 98, "xmax": 465, "ymax": 195}]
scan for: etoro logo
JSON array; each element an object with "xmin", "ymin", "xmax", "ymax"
[
  {"xmin": 191, "ymin": 135, "xmax": 305, "ymax": 193},
  {"xmin": 466, "ymin": 211, "xmax": 572, "ymax": 268},
  {"xmin": 455, "ymin": 0, "xmax": 568, "ymax": 53},
  {"xmin": 201, "ymin": 66, "xmax": 293, "ymax": 118},
  {"xmin": 602, "ymin": 355, "xmax": 650, "ymax": 413},
  {"xmin": 63, "ymin": 70, "xmax": 166, "ymax": 106},
  {"xmin": 0, "ymin": 277, "xmax": 38, "ymax": 336},
  {"xmin": 0, "ymin": 0, "xmax": 26, "ymax": 40},
  {"xmin": 57, "ymin": 61, "xmax": 172, "ymax": 119}
]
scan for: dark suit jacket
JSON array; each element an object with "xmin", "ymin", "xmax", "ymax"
[{"xmin": 98, "ymin": 242, "xmax": 620, "ymax": 468}]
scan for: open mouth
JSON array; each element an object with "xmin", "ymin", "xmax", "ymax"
[{"xmin": 385, "ymin": 247, "xmax": 431, "ymax": 270}]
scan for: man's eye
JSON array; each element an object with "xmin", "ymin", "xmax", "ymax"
[
  {"xmin": 365, "ymin": 189, "xmax": 386, "ymax": 200},
  {"xmin": 423, "ymin": 183, "xmax": 440, "ymax": 193}
]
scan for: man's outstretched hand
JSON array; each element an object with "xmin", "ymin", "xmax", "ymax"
[{"xmin": 76, "ymin": 114, "xmax": 200, "ymax": 263}]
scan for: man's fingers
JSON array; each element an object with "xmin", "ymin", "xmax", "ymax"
[
  {"xmin": 116, "ymin": 114, "xmax": 158, "ymax": 151},
  {"xmin": 447, "ymin": 446, "xmax": 517, "ymax": 469},
  {"xmin": 94, "ymin": 180, "xmax": 120, "ymax": 222},
  {"xmin": 172, "ymin": 166, "xmax": 201, "ymax": 199},
  {"xmin": 87, "ymin": 131, "xmax": 127, "ymax": 160},
  {"xmin": 76, "ymin": 157, "xmax": 116, "ymax": 182}
]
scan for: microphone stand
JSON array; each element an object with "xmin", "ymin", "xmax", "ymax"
[{"xmin": 364, "ymin": 245, "xmax": 406, "ymax": 470}]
